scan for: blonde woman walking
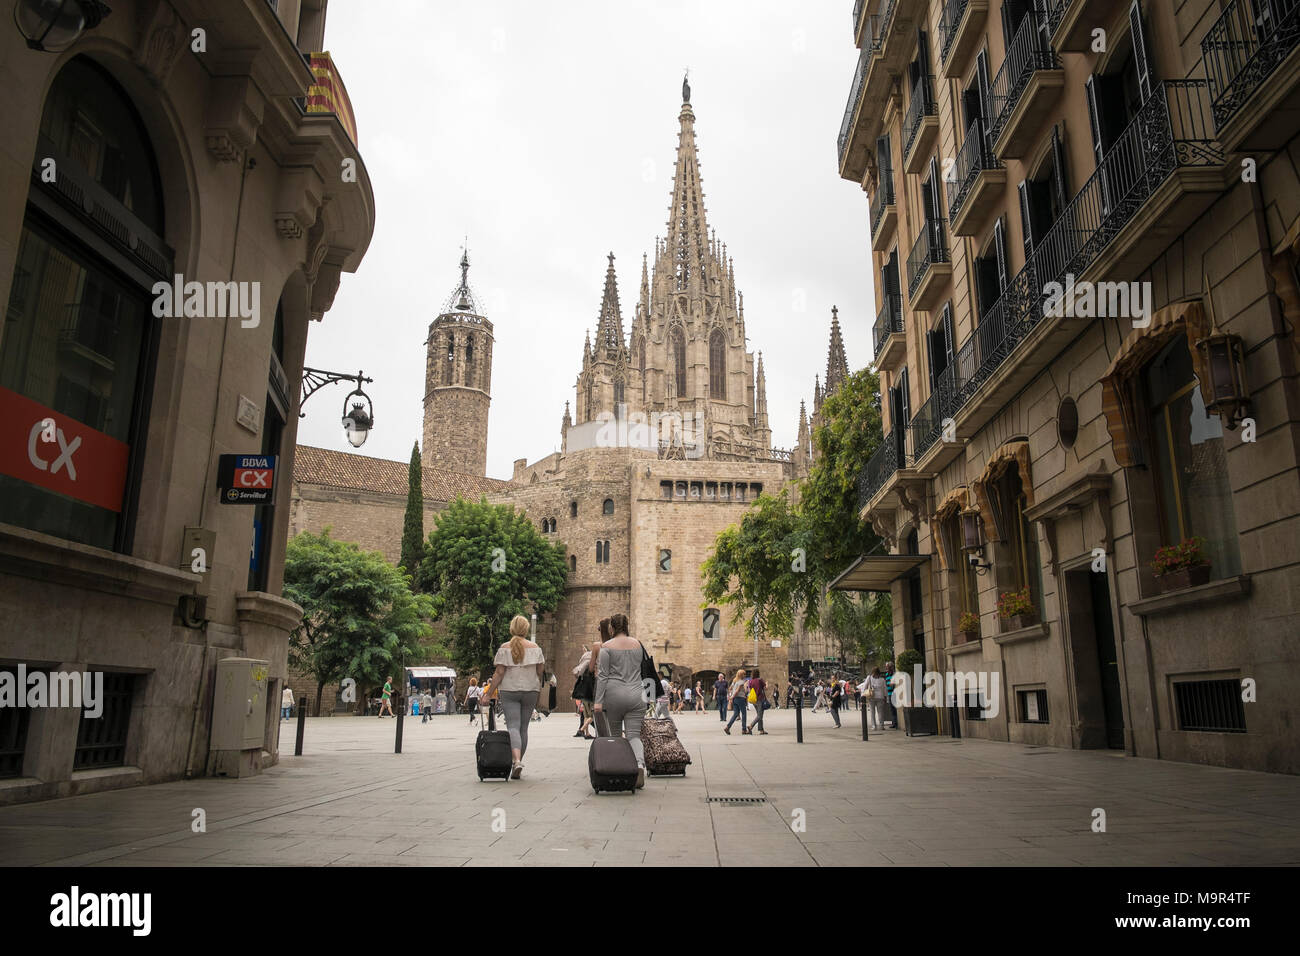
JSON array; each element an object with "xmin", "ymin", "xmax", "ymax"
[
  {"xmin": 724, "ymin": 669, "xmax": 749, "ymax": 735},
  {"xmin": 488, "ymin": 615, "xmax": 546, "ymax": 779}
]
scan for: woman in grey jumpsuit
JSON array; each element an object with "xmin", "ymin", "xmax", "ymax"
[{"xmin": 593, "ymin": 612, "xmax": 649, "ymax": 788}]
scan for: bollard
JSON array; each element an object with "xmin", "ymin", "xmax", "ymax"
[
  {"xmin": 795, "ymin": 690, "xmax": 804, "ymax": 744},
  {"xmin": 950, "ymin": 698, "xmax": 961, "ymax": 739},
  {"xmin": 294, "ymin": 696, "xmax": 307, "ymax": 756},
  {"xmin": 861, "ymin": 696, "xmax": 868, "ymax": 741},
  {"xmin": 395, "ymin": 696, "xmax": 405, "ymax": 754}
]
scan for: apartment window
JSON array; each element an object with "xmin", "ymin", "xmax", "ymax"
[
  {"xmin": 1085, "ymin": 5, "xmax": 1154, "ymax": 210},
  {"xmin": 942, "ymin": 512, "xmax": 979, "ymax": 614},
  {"xmin": 0, "ymin": 668, "xmax": 31, "ymax": 778},
  {"xmin": 658, "ymin": 549, "xmax": 671, "ymax": 572},
  {"xmin": 973, "ymin": 219, "xmax": 1011, "ymax": 319},
  {"xmin": 602, "ymin": 498, "xmax": 614, "ymax": 515},
  {"xmin": 703, "ymin": 608, "xmax": 721, "ymax": 640},
  {"xmin": 0, "ymin": 57, "xmax": 168, "ymax": 552},
  {"xmin": 1018, "ymin": 126, "xmax": 1069, "ymax": 259},
  {"xmin": 990, "ymin": 461, "xmax": 1042, "ymax": 614},
  {"xmin": 594, "ymin": 540, "xmax": 610, "ymax": 564},
  {"xmin": 73, "ymin": 672, "xmax": 136, "ymax": 770},
  {"xmin": 927, "ymin": 304, "xmax": 956, "ymax": 392},
  {"xmin": 1143, "ymin": 336, "xmax": 1241, "ymax": 578},
  {"xmin": 1017, "ymin": 688, "xmax": 1049, "ymax": 724},
  {"xmin": 1173, "ymin": 678, "xmax": 1246, "ymax": 733}
]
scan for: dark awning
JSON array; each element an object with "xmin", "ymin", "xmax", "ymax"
[{"xmin": 828, "ymin": 553, "xmax": 929, "ymax": 592}]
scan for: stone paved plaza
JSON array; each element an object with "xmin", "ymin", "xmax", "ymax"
[{"xmin": 2, "ymin": 708, "xmax": 1299, "ymax": 867}]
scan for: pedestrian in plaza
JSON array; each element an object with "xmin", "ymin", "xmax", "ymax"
[
  {"xmin": 694, "ymin": 680, "xmax": 704, "ymax": 713},
  {"xmin": 377, "ymin": 676, "xmax": 395, "ymax": 718},
  {"xmin": 864, "ymin": 668, "xmax": 887, "ymax": 731},
  {"xmin": 883, "ymin": 661, "xmax": 897, "ymax": 729},
  {"xmin": 488, "ymin": 614, "xmax": 546, "ymax": 780},
  {"xmin": 714, "ymin": 672, "xmax": 729, "ymax": 721},
  {"xmin": 281, "ymin": 684, "xmax": 294, "ymax": 721},
  {"xmin": 465, "ymin": 676, "xmax": 483, "ymax": 725},
  {"xmin": 771, "ymin": 681, "xmax": 780, "ymax": 710},
  {"xmin": 828, "ymin": 674, "xmax": 843, "ymax": 728},
  {"xmin": 724, "ymin": 669, "xmax": 749, "ymax": 735},
  {"xmin": 593, "ymin": 612, "xmax": 649, "ymax": 789},
  {"xmin": 572, "ymin": 646, "xmax": 595, "ymax": 738},
  {"xmin": 748, "ymin": 671, "xmax": 769, "ymax": 735},
  {"xmin": 654, "ymin": 678, "xmax": 671, "ymax": 719},
  {"xmin": 421, "ymin": 688, "xmax": 433, "ymax": 724},
  {"xmin": 682, "ymin": 682, "xmax": 692, "ymax": 713},
  {"xmin": 811, "ymin": 680, "xmax": 826, "ymax": 713}
]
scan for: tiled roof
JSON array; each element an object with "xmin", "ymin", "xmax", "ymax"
[{"xmin": 293, "ymin": 445, "xmax": 512, "ymax": 502}]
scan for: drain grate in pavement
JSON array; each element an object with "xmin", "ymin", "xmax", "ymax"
[{"xmin": 707, "ymin": 796, "xmax": 767, "ymax": 805}]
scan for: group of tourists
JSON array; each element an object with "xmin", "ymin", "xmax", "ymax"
[{"xmin": 786, "ymin": 666, "xmax": 898, "ymax": 730}]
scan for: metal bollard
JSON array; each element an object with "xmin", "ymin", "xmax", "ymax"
[
  {"xmin": 395, "ymin": 696, "xmax": 405, "ymax": 754},
  {"xmin": 861, "ymin": 697, "xmax": 869, "ymax": 741},
  {"xmin": 294, "ymin": 696, "xmax": 307, "ymax": 756},
  {"xmin": 795, "ymin": 691, "xmax": 804, "ymax": 744},
  {"xmin": 950, "ymin": 698, "xmax": 962, "ymax": 739}
]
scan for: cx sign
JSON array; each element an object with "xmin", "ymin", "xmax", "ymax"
[
  {"xmin": 217, "ymin": 454, "xmax": 277, "ymax": 504},
  {"xmin": 0, "ymin": 386, "xmax": 129, "ymax": 511}
]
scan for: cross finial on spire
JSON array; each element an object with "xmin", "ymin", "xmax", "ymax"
[{"xmin": 682, "ymin": 69, "xmax": 691, "ymax": 104}]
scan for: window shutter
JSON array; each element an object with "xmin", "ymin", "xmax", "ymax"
[
  {"xmin": 1084, "ymin": 75, "xmax": 1110, "ymax": 213},
  {"xmin": 917, "ymin": 30, "xmax": 932, "ymax": 104},
  {"xmin": 976, "ymin": 50, "xmax": 992, "ymax": 122},
  {"xmin": 994, "ymin": 218, "xmax": 1010, "ymax": 293},
  {"xmin": 1129, "ymin": 0, "xmax": 1153, "ymax": 103},
  {"xmin": 942, "ymin": 305, "xmax": 956, "ymax": 370},
  {"xmin": 927, "ymin": 156, "xmax": 943, "ymax": 225},
  {"xmin": 1017, "ymin": 180, "xmax": 1035, "ymax": 258},
  {"xmin": 1050, "ymin": 125, "xmax": 1068, "ymax": 212},
  {"xmin": 899, "ymin": 366, "xmax": 912, "ymax": 426},
  {"xmin": 886, "ymin": 251, "xmax": 902, "ymax": 296},
  {"xmin": 1034, "ymin": 0, "xmax": 1051, "ymax": 53},
  {"xmin": 926, "ymin": 329, "xmax": 939, "ymax": 389},
  {"xmin": 1000, "ymin": 0, "xmax": 1013, "ymax": 50}
]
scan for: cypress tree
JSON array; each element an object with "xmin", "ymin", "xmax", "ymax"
[{"xmin": 400, "ymin": 441, "xmax": 425, "ymax": 589}]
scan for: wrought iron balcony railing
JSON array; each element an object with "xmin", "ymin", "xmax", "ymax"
[
  {"xmin": 870, "ymin": 165, "xmax": 896, "ymax": 237},
  {"xmin": 903, "ymin": 74, "xmax": 937, "ymax": 160},
  {"xmin": 907, "ymin": 218, "xmax": 949, "ymax": 299},
  {"xmin": 909, "ymin": 80, "xmax": 1224, "ymax": 456},
  {"xmin": 988, "ymin": 11, "xmax": 1058, "ymax": 148},
  {"xmin": 948, "ymin": 116, "xmax": 1001, "ymax": 221},
  {"xmin": 838, "ymin": 45, "xmax": 872, "ymax": 166},
  {"xmin": 1202, "ymin": 0, "xmax": 1300, "ymax": 131},
  {"xmin": 873, "ymin": 293, "xmax": 903, "ymax": 360},
  {"xmin": 853, "ymin": 0, "xmax": 867, "ymax": 36},
  {"xmin": 857, "ymin": 426, "xmax": 903, "ymax": 510},
  {"xmin": 939, "ymin": 0, "xmax": 973, "ymax": 66},
  {"xmin": 874, "ymin": 0, "xmax": 899, "ymax": 52}
]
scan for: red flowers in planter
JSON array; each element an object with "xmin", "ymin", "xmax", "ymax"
[
  {"xmin": 996, "ymin": 587, "xmax": 1035, "ymax": 619},
  {"xmin": 1151, "ymin": 536, "xmax": 1209, "ymax": 577},
  {"xmin": 958, "ymin": 611, "xmax": 980, "ymax": 634}
]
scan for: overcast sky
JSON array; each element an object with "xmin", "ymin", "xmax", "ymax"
[{"xmin": 296, "ymin": 0, "xmax": 875, "ymax": 480}]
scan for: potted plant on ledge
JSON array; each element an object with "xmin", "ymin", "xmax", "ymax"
[
  {"xmin": 997, "ymin": 587, "xmax": 1037, "ymax": 632},
  {"xmin": 1151, "ymin": 536, "xmax": 1211, "ymax": 593},
  {"xmin": 958, "ymin": 611, "xmax": 981, "ymax": 644},
  {"xmin": 894, "ymin": 648, "xmax": 936, "ymax": 736}
]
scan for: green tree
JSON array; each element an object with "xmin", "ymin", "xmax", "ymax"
[
  {"xmin": 400, "ymin": 441, "xmax": 425, "ymax": 589},
  {"xmin": 702, "ymin": 367, "xmax": 890, "ymax": 638},
  {"xmin": 283, "ymin": 529, "xmax": 436, "ymax": 715},
  {"xmin": 824, "ymin": 590, "xmax": 894, "ymax": 668},
  {"xmin": 422, "ymin": 497, "xmax": 568, "ymax": 677}
]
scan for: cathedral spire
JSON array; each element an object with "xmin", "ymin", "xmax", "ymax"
[
  {"xmin": 666, "ymin": 81, "xmax": 710, "ymax": 293},
  {"xmin": 595, "ymin": 251, "xmax": 625, "ymax": 352},
  {"xmin": 755, "ymin": 351, "xmax": 769, "ymax": 431},
  {"xmin": 825, "ymin": 305, "xmax": 849, "ymax": 394},
  {"xmin": 794, "ymin": 400, "xmax": 811, "ymax": 470}
]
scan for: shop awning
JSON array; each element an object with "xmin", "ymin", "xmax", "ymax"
[
  {"xmin": 828, "ymin": 553, "xmax": 930, "ymax": 592},
  {"xmin": 407, "ymin": 666, "xmax": 456, "ymax": 679}
]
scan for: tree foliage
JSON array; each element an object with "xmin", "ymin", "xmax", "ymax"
[
  {"xmin": 283, "ymin": 529, "xmax": 436, "ymax": 714},
  {"xmin": 400, "ymin": 441, "xmax": 425, "ymax": 589},
  {"xmin": 701, "ymin": 367, "xmax": 890, "ymax": 641},
  {"xmin": 421, "ymin": 497, "xmax": 568, "ymax": 677}
]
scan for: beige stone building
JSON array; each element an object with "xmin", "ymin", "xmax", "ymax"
[
  {"xmin": 290, "ymin": 83, "xmax": 848, "ymax": 700},
  {"xmin": 0, "ymin": 0, "xmax": 374, "ymax": 802},
  {"xmin": 834, "ymin": 0, "xmax": 1300, "ymax": 772}
]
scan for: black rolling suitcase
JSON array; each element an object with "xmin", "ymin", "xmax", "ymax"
[
  {"xmin": 588, "ymin": 713, "xmax": 639, "ymax": 794},
  {"xmin": 475, "ymin": 701, "xmax": 512, "ymax": 781}
]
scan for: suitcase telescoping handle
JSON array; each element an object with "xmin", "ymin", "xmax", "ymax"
[
  {"xmin": 594, "ymin": 710, "xmax": 612, "ymax": 739},
  {"xmin": 487, "ymin": 698, "xmax": 496, "ymax": 732}
]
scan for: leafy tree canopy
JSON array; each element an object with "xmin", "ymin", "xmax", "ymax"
[
  {"xmin": 421, "ymin": 497, "xmax": 568, "ymax": 676},
  {"xmin": 283, "ymin": 529, "xmax": 436, "ymax": 713}
]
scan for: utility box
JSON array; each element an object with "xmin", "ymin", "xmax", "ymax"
[{"xmin": 209, "ymin": 657, "xmax": 269, "ymax": 777}]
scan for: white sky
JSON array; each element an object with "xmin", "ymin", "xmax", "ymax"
[{"xmin": 297, "ymin": 0, "xmax": 876, "ymax": 480}]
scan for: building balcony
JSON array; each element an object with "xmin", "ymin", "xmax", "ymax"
[
  {"xmin": 910, "ymin": 80, "xmax": 1227, "ymax": 444},
  {"xmin": 1044, "ymin": 0, "xmax": 1124, "ymax": 53},
  {"xmin": 907, "ymin": 388, "xmax": 965, "ymax": 473},
  {"xmin": 1202, "ymin": 0, "xmax": 1300, "ymax": 151},
  {"xmin": 906, "ymin": 219, "xmax": 952, "ymax": 313},
  {"xmin": 853, "ymin": 0, "xmax": 872, "ymax": 47},
  {"xmin": 857, "ymin": 427, "xmax": 934, "ymax": 529},
  {"xmin": 870, "ymin": 167, "xmax": 898, "ymax": 251},
  {"xmin": 873, "ymin": 293, "xmax": 906, "ymax": 369},
  {"xmin": 988, "ymin": 12, "xmax": 1064, "ymax": 159},
  {"xmin": 948, "ymin": 116, "xmax": 1006, "ymax": 235},
  {"xmin": 903, "ymin": 75, "xmax": 939, "ymax": 174},
  {"xmin": 940, "ymin": 0, "xmax": 989, "ymax": 78},
  {"xmin": 857, "ymin": 427, "xmax": 903, "ymax": 517},
  {"xmin": 838, "ymin": 45, "xmax": 875, "ymax": 181}
]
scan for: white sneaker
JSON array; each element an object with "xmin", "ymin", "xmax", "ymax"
[
  {"xmin": 511, "ymin": 763, "xmax": 523, "ymax": 779},
  {"xmin": 635, "ymin": 767, "xmax": 646, "ymax": 789}
]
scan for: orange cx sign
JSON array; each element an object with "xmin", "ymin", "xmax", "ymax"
[{"xmin": 0, "ymin": 386, "xmax": 130, "ymax": 512}]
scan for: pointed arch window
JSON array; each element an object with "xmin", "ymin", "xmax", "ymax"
[
  {"xmin": 709, "ymin": 328, "xmax": 726, "ymax": 400},
  {"xmin": 670, "ymin": 326, "xmax": 687, "ymax": 397},
  {"xmin": 613, "ymin": 375, "xmax": 625, "ymax": 408},
  {"xmin": 446, "ymin": 333, "xmax": 455, "ymax": 363}
]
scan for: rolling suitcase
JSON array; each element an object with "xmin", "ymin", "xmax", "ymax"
[
  {"xmin": 641, "ymin": 717, "xmax": 692, "ymax": 776},
  {"xmin": 588, "ymin": 713, "xmax": 639, "ymax": 794},
  {"xmin": 475, "ymin": 701, "xmax": 512, "ymax": 781}
]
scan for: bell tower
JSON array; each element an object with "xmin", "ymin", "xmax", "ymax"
[{"xmin": 422, "ymin": 249, "xmax": 493, "ymax": 477}]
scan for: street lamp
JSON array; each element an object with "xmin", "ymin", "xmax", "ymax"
[
  {"xmin": 960, "ymin": 506, "xmax": 991, "ymax": 574},
  {"xmin": 300, "ymin": 368, "xmax": 375, "ymax": 448},
  {"xmin": 13, "ymin": 0, "xmax": 110, "ymax": 52}
]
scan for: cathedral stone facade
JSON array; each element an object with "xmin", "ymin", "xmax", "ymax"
[{"xmin": 290, "ymin": 82, "xmax": 849, "ymax": 701}]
